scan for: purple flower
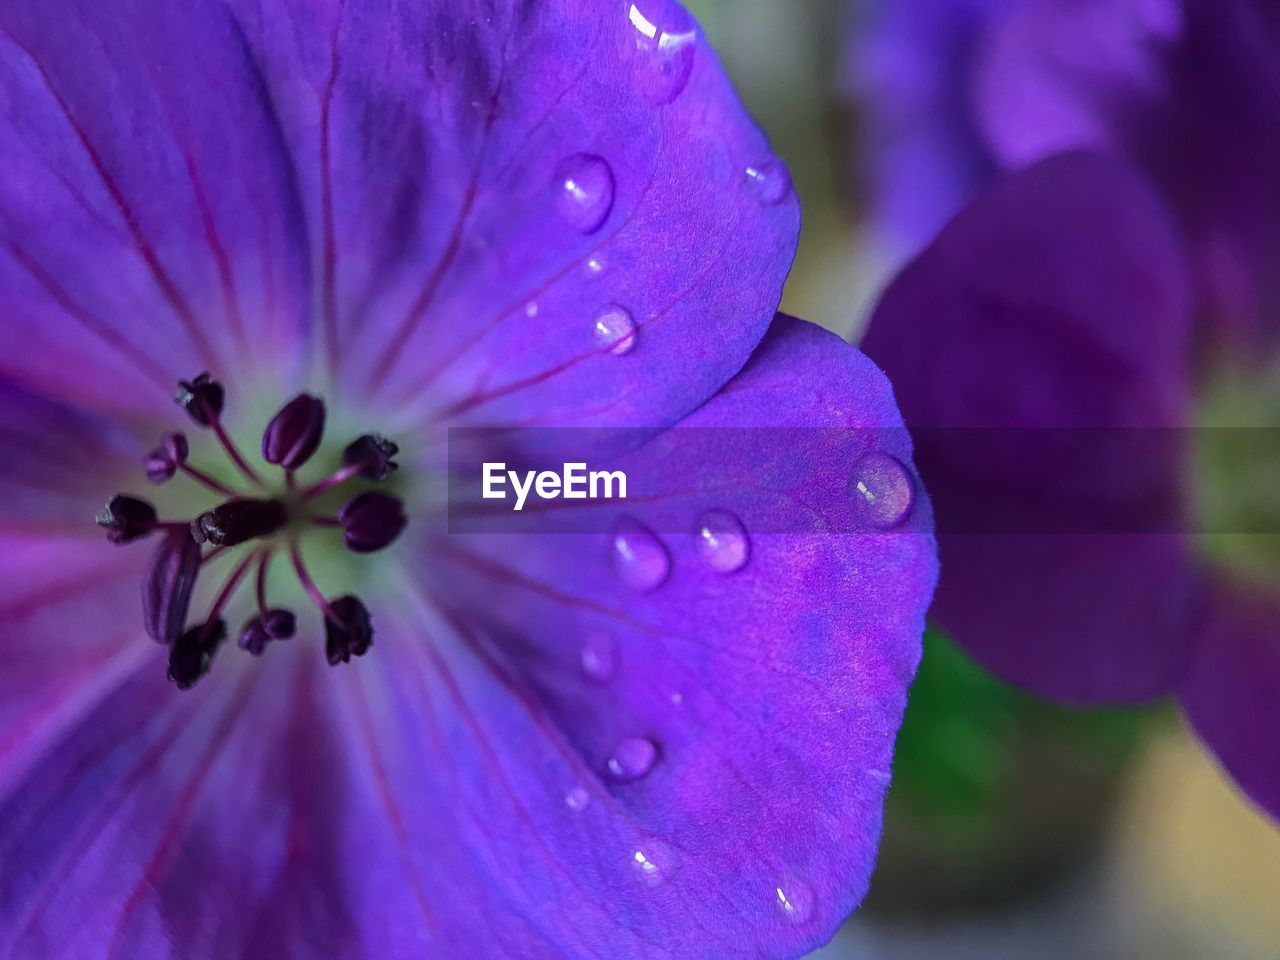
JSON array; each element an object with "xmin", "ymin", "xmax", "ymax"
[
  {"xmin": 855, "ymin": 0, "xmax": 1280, "ymax": 818},
  {"xmin": 0, "ymin": 2, "xmax": 936, "ymax": 957}
]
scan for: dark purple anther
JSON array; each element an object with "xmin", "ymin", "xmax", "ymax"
[
  {"xmin": 96, "ymin": 495, "xmax": 159, "ymax": 545},
  {"xmin": 144, "ymin": 432, "xmax": 189, "ymax": 484},
  {"xmin": 238, "ymin": 608, "xmax": 297, "ymax": 656},
  {"xmin": 142, "ymin": 529, "xmax": 202, "ymax": 643},
  {"xmin": 175, "ymin": 372, "xmax": 225, "ymax": 427},
  {"xmin": 193, "ymin": 498, "xmax": 288, "ymax": 546},
  {"xmin": 262, "ymin": 394, "xmax": 326, "ymax": 470},
  {"xmin": 343, "ymin": 434, "xmax": 399, "ymax": 480},
  {"xmin": 168, "ymin": 619, "xmax": 227, "ymax": 690},
  {"xmin": 338, "ymin": 491, "xmax": 407, "ymax": 553},
  {"xmin": 325, "ymin": 595, "xmax": 373, "ymax": 665}
]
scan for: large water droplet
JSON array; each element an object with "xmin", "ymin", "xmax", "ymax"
[
  {"xmin": 626, "ymin": 2, "xmax": 697, "ymax": 104},
  {"xmin": 607, "ymin": 736, "xmax": 657, "ymax": 781},
  {"xmin": 565, "ymin": 785, "xmax": 591, "ymax": 812},
  {"xmin": 593, "ymin": 305, "xmax": 637, "ymax": 355},
  {"xmin": 694, "ymin": 508, "xmax": 751, "ymax": 573},
  {"xmin": 774, "ymin": 881, "xmax": 814, "ymax": 924},
  {"xmin": 580, "ymin": 633, "xmax": 616, "ymax": 682},
  {"xmin": 631, "ymin": 840, "xmax": 680, "ymax": 886},
  {"xmin": 555, "ymin": 154, "xmax": 615, "ymax": 234},
  {"xmin": 849, "ymin": 451, "xmax": 915, "ymax": 529},
  {"xmin": 611, "ymin": 520, "xmax": 670, "ymax": 591},
  {"xmin": 744, "ymin": 158, "xmax": 792, "ymax": 206}
]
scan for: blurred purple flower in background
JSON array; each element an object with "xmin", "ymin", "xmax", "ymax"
[
  {"xmin": 852, "ymin": 0, "xmax": 1280, "ymax": 819},
  {"xmin": 0, "ymin": 1, "xmax": 936, "ymax": 957}
]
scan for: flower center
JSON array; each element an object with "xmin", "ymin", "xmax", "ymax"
[
  {"xmin": 96, "ymin": 373, "xmax": 407, "ymax": 689},
  {"xmin": 1192, "ymin": 359, "xmax": 1280, "ymax": 584}
]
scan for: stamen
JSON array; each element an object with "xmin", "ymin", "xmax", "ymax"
[
  {"xmin": 288, "ymin": 540, "xmax": 338, "ymax": 625},
  {"xmin": 344, "ymin": 433, "xmax": 400, "ymax": 480},
  {"xmin": 262, "ymin": 393, "xmax": 326, "ymax": 470},
  {"xmin": 174, "ymin": 373, "xmax": 225, "ymax": 426},
  {"xmin": 96, "ymin": 495, "xmax": 158, "ymax": 544},
  {"xmin": 144, "ymin": 432, "xmax": 188, "ymax": 484},
  {"xmin": 175, "ymin": 372, "xmax": 263, "ymax": 486},
  {"xmin": 192, "ymin": 498, "xmax": 288, "ymax": 547},
  {"xmin": 337, "ymin": 491, "xmax": 407, "ymax": 553},
  {"xmin": 168, "ymin": 619, "xmax": 227, "ymax": 690},
  {"xmin": 142, "ymin": 529, "xmax": 202, "ymax": 644},
  {"xmin": 178, "ymin": 461, "xmax": 242, "ymax": 498},
  {"xmin": 300, "ymin": 461, "xmax": 366, "ymax": 499},
  {"xmin": 324, "ymin": 596, "xmax": 374, "ymax": 665},
  {"xmin": 238, "ymin": 608, "xmax": 296, "ymax": 657}
]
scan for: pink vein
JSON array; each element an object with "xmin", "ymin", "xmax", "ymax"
[
  {"xmin": 11, "ymin": 35, "xmax": 221, "ymax": 369},
  {"xmin": 105, "ymin": 675, "xmax": 260, "ymax": 959},
  {"xmin": 318, "ymin": 1, "xmax": 347, "ymax": 377}
]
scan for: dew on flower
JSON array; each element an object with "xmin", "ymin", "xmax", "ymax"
[
  {"xmin": 565, "ymin": 785, "xmax": 591, "ymax": 812},
  {"xmin": 583, "ymin": 254, "xmax": 607, "ymax": 278},
  {"xmin": 96, "ymin": 374, "xmax": 407, "ymax": 688},
  {"xmin": 626, "ymin": 1, "xmax": 698, "ymax": 104},
  {"xmin": 592, "ymin": 305, "xmax": 638, "ymax": 355},
  {"xmin": 555, "ymin": 153, "xmax": 616, "ymax": 234},
  {"xmin": 694, "ymin": 508, "xmax": 751, "ymax": 573},
  {"xmin": 630, "ymin": 840, "xmax": 680, "ymax": 886},
  {"xmin": 580, "ymin": 633, "xmax": 617, "ymax": 682},
  {"xmin": 607, "ymin": 736, "xmax": 658, "ymax": 781},
  {"xmin": 774, "ymin": 880, "xmax": 815, "ymax": 924},
  {"xmin": 611, "ymin": 519, "xmax": 671, "ymax": 591},
  {"xmin": 744, "ymin": 157, "xmax": 793, "ymax": 206},
  {"xmin": 848, "ymin": 450, "xmax": 916, "ymax": 529}
]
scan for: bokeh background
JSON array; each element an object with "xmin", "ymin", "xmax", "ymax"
[{"xmin": 683, "ymin": 1, "xmax": 1280, "ymax": 957}]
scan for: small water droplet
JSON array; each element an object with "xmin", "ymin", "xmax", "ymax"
[
  {"xmin": 524, "ymin": 300, "xmax": 540, "ymax": 318},
  {"xmin": 584, "ymin": 254, "xmax": 607, "ymax": 278},
  {"xmin": 744, "ymin": 157, "xmax": 793, "ymax": 206},
  {"xmin": 631, "ymin": 840, "xmax": 680, "ymax": 885},
  {"xmin": 694, "ymin": 508, "xmax": 750, "ymax": 573},
  {"xmin": 849, "ymin": 451, "xmax": 915, "ymax": 529},
  {"xmin": 593, "ymin": 305, "xmax": 638, "ymax": 355},
  {"xmin": 580, "ymin": 633, "xmax": 616, "ymax": 682},
  {"xmin": 565, "ymin": 785, "xmax": 591, "ymax": 811},
  {"xmin": 607, "ymin": 736, "xmax": 657, "ymax": 781},
  {"xmin": 775, "ymin": 881, "xmax": 814, "ymax": 924},
  {"xmin": 611, "ymin": 520, "xmax": 670, "ymax": 591},
  {"xmin": 555, "ymin": 154, "xmax": 615, "ymax": 234},
  {"xmin": 626, "ymin": 2, "xmax": 697, "ymax": 103},
  {"xmin": 669, "ymin": 691, "xmax": 684, "ymax": 707}
]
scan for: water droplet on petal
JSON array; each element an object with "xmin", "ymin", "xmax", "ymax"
[
  {"xmin": 775, "ymin": 881, "xmax": 814, "ymax": 924},
  {"xmin": 593, "ymin": 305, "xmax": 637, "ymax": 355},
  {"xmin": 584, "ymin": 254, "xmax": 607, "ymax": 278},
  {"xmin": 524, "ymin": 300, "xmax": 540, "ymax": 318},
  {"xmin": 607, "ymin": 736, "xmax": 658, "ymax": 781},
  {"xmin": 694, "ymin": 508, "xmax": 750, "ymax": 573},
  {"xmin": 849, "ymin": 451, "xmax": 915, "ymax": 529},
  {"xmin": 556, "ymin": 154, "xmax": 615, "ymax": 234},
  {"xmin": 669, "ymin": 691, "xmax": 684, "ymax": 707},
  {"xmin": 611, "ymin": 520, "xmax": 670, "ymax": 591},
  {"xmin": 744, "ymin": 157, "xmax": 792, "ymax": 206},
  {"xmin": 566, "ymin": 785, "xmax": 591, "ymax": 811},
  {"xmin": 626, "ymin": 2, "xmax": 697, "ymax": 103},
  {"xmin": 580, "ymin": 633, "xmax": 616, "ymax": 682},
  {"xmin": 631, "ymin": 840, "xmax": 680, "ymax": 886}
]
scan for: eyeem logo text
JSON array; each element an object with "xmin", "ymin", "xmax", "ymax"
[{"xmin": 482, "ymin": 462, "xmax": 628, "ymax": 511}]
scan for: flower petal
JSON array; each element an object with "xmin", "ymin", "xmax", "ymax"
[
  {"xmin": 1180, "ymin": 579, "xmax": 1280, "ymax": 822},
  {"xmin": 861, "ymin": 152, "xmax": 1197, "ymax": 701},
  {"xmin": 414, "ymin": 316, "xmax": 936, "ymax": 956},
  {"xmin": 0, "ymin": 378, "xmax": 147, "ymax": 535},
  {"xmin": 974, "ymin": 0, "xmax": 1280, "ymax": 342},
  {"xmin": 846, "ymin": 0, "xmax": 1007, "ymax": 257},
  {"xmin": 0, "ymin": 0, "xmax": 312, "ymax": 416},
  {"xmin": 220, "ymin": 0, "xmax": 799, "ymax": 427}
]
